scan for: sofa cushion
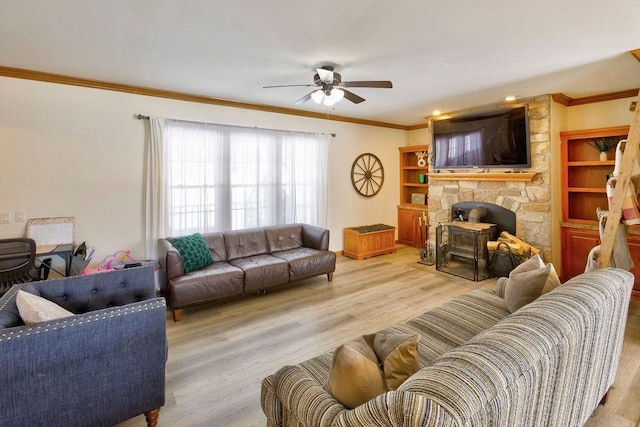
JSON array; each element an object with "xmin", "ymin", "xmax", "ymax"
[
  {"xmin": 265, "ymin": 225, "xmax": 303, "ymax": 253},
  {"xmin": 405, "ymin": 289, "xmax": 510, "ymax": 358},
  {"xmin": 168, "ymin": 261, "xmax": 244, "ymax": 309},
  {"xmin": 326, "ymin": 334, "xmax": 386, "ymax": 409},
  {"xmin": 373, "ymin": 332, "xmax": 420, "ymax": 391},
  {"xmin": 230, "ymin": 254, "xmax": 289, "ymax": 292},
  {"xmin": 16, "ymin": 290, "xmax": 74, "ymax": 325},
  {"xmin": 200, "ymin": 232, "xmax": 229, "ymax": 262},
  {"xmin": 271, "ymin": 247, "xmax": 336, "ymax": 281},
  {"xmin": 170, "ymin": 233, "xmax": 214, "ymax": 273},
  {"xmin": 504, "ymin": 254, "xmax": 559, "ymax": 312},
  {"xmin": 224, "ymin": 228, "xmax": 269, "ymax": 260}
]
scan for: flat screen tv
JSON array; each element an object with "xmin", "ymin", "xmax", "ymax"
[{"xmin": 432, "ymin": 105, "xmax": 531, "ymax": 169}]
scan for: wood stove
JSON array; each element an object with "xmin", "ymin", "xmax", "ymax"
[{"xmin": 436, "ymin": 202, "xmax": 516, "ymax": 281}]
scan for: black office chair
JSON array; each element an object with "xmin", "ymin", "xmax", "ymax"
[{"xmin": 0, "ymin": 238, "xmax": 47, "ymax": 295}]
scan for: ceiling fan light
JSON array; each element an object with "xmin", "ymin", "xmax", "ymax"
[
  {"xmin": 323, "ymin": 96, "xmax": 336, "ymax": 106},
  {"xmin": 310, "ymin": 89, "xmax": 324, "ymax": 104},
  {"xmin": 330, "ymin": 88, "xmax": 345, "ymax": 102}
]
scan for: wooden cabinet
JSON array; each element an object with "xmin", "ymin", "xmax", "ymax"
[
  {"xmin": 626, "ymin": 236, "xmax": 640, "ymax": 298},
  {"xmin": 397, "ymin": 207, "xmax": 428, "ymax": 247},
  {"xmin": 561, "ymin": 227, "xmax": 640, "ymax": 297},
  {"xmin": 560, "ymin": 125, "xmax": 640, "ymax": 298},
  {"xmin": 561, "ymin": 227, "xmax": 600, "ymax": 282},
  {"xmin": 398, "ymin": 145, "xmax": 429, "ymax": 247}
]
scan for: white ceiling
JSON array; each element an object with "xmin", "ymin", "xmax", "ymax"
[{"xmin": 2, "ymin": 1, "xmax": 640, "ymax": 126}]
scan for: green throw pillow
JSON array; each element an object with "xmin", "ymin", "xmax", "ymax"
[{"xmin": 171, "ymin": 233, "xmax": 214, "ymax": 273}]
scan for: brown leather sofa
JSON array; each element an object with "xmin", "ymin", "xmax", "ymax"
[{"xmin": 159, "ymin": 224, "xmax": 336, "ymax": 321}]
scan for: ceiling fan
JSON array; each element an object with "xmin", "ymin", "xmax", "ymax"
[{"xmin": 263, "ymin": 65, "xmax": 393, "ymax": 106}]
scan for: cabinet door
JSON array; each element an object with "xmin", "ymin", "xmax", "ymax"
[
  {"xmin": 561, "ymin": 228, "xmax": 600, "ymax": 282},
  {"xmin": 625, "ymin": 235, "xmax": 640, "ymax": 296},
  {"xmin": 397, "ymin": 208, "xmax": 417, "ymax": 247}
]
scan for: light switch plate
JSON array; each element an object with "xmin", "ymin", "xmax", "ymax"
[
  {"xmin": 15, "ymin": 211, "xmax": 25, "ymax": 222},
  {"xmin": 0, "ymin": 213, "xmax": 9, "ymax": 224}
]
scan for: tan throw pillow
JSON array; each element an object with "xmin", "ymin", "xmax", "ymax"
[
  {"xmin": 16, "ymin": 290, "xmax": 74, "ymax": 325},
  {"xmin": 373, "ymin": 332, "xmax": 420, "ymax": 391},
  {"xmin": 326, "ymin": 334, "xmax": 386, "ymax": 409},
  {"xmin": 511, "ymin": 253, "xmax": 544, "ymax": 275},
  {"xmin": 504, "ymin": 255, "xmax": 554, "ymax": 312},
  {"xmin": 495, "ymin": 276, "xmax": 509, "ymax": 297},
  {"xmin": 496, "ymin": 259, "xmax": 561, "ymax": 297},
  {"xmin": 542, "ymin": 263, "xmax": 562, "ymax": 294}
]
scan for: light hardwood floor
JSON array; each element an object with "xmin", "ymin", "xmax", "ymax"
[{"xmin": 118, "ymin": 245, "xmax": 640, "ymax": 427}]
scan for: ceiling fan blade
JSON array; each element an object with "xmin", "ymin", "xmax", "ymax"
[
  {"xmin": 341, "ymin": 80, "xmax": 393, "ymax": 88},
  {"xmin": 316, "ymin": 68, "xmax": 334, "ymax": 84},
  {"xmin": 263, "ymin": 84, "xmax": 316, "ymax": 88},
  {"xmin": 342, "ymin": 89, "xmax": 365, "ymax": 104},
  {"xmin": 294, "ymin": 91, "xmax": 314, "ymax": 105}
]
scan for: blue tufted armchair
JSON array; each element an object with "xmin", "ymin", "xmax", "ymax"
[{"xmin": 0, "ymin": 265, "xmax": 167, "ymax": 427}]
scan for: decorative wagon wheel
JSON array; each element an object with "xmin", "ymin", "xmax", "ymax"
[{"xmin": 351, "ymin": 153, "xmax": 384, "ymax": 197}]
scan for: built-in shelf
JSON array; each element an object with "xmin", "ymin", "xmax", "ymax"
[
  {"xmin": 398, "ymin": 145, "xmax": 429, "ymax": 248},
  {"xmin": 428, "ymin": 172, "xmax": 539, "ymax": 182},
  {"xmin": 568, "ymin": 161, "xmax": 615, "ymax": 167},
  {"xmin": 561, "ymin": 125, "xmax": 629, "ymax": 224},
  {"xmin": 568, "ymin": 187, "xmax": 607, "ymax": 194},
  {"xmin": 398, "ymin": 203, "xmax": 429, "ymax": 209}
]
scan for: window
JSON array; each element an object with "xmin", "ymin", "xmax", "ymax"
[{"xmin": 160, "ymin": 119, "xmax": 329, "ymax": 237}]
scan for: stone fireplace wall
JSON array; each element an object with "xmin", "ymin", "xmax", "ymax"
[{"xmin": 427, "ymin": 95, "xmax": 552, "ymax": 261}]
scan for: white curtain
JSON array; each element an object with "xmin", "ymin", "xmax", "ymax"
[
  {"xmin": 144, "ymin": 117, "xmax": 165, "ymax": 260},
  {"xmin": 144, "ymin": 117, "xmax": 329, "ymax": 256}
]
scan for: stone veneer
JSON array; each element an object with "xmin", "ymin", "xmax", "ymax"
[{"xmin": 427, "ymin": 95, "xmax": 552, "ymax": 261}]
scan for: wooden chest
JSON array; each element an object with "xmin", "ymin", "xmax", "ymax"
[{"xmin": 343, "ymin": 224, "xmax": 397, "ymax": 260}]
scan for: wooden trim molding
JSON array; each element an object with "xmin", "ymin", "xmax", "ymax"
[
  {"xmin": 3, "ymin": 65, "xmax": 636, "ymax": 129},
  {"xmin": 551, "ymin": 93, "xmax": 572, "ymax": 106},
  {"xmin": 552, "ymin": 89, "xmax": 639, "ymax": 107},
  {"xmin": 428, "ymin": 172, "xmax": 539, "ymax": 182},
  {"xmin": 0, "ymin": 66, "xmax": 410, "ymax": 131},
  {"xmin": 407, "ymin": 123, "xmax": 429, "ymax": 131},
  {"xmin": 631, "ymin": 49, "xmax": 640, "ymax": 63},
  {"xmin": 569, "ymin": 89, "xmax": 639, "ymax": 106}
]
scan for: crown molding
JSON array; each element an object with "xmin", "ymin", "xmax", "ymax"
[
  {"xmin": 0, "ymin": 66, "xmax": 411, "ymax": 131},
  {"xmin": 552, "ymin": 88, "xmax": 639, "ymax": 107},
  {"xmin": 550, "ymin": 93, "xmax": 572, "ymax": 106},
  {"xmin": 407, "ymin": 123, "xmax": 429, "ymax": 130},
  {"xmin": 4, "ymin": 65, "xmax": 636, "ymax": 129}
]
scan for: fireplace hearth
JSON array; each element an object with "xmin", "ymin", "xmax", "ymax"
[{"xmin": 436, "ymin": 202, "xmax": 516, "ymax": 281}]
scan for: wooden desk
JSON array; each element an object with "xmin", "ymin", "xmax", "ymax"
[{"xmin": 343, "ymin": 224, "xmax": 397, "ymax": 260}]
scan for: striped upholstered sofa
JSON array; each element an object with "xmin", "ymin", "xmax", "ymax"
[{"xmin": 261, "ymin": 268, "xmax": 634, "ymax": 426}]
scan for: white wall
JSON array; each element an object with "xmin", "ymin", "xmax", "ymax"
[
  {"xmin": 566, "ymin": 97, "xmax": 636, "ymax": 130},
  {"xmin": 406, "ymin": 127, "xmax": 429, "ymax": 147},
  {"xmin": 550, "ymin": 101, "xmax": 568, "ymax": 270},
  {"xmin": 0, "ymin": 77, "xmax": 407, "ymax": 267}
]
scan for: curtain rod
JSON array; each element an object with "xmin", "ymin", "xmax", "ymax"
[{"xmin": 135, "ymin": 114, "xmax": 335, "ymax": 137}]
